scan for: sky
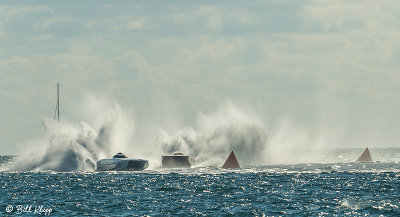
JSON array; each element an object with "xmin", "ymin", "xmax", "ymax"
[{"xmin": 1, "ymin": 0, "xmax": 400, "ymax": 154}]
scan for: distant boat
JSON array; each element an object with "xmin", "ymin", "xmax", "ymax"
[
  {"xmin": 221, "ymin": 151, "xmax": 240, "ymax": 169},
  {"xmin": 161, "ymin": 153, "xmax": 192, "ymax": 168},
  {"xmin": 355, "ymin": 147, "xmax": 373, "ymax": 162},
  {"xmin": 96, "ymin": 153, "xmax": 149, "ymax": 171}
]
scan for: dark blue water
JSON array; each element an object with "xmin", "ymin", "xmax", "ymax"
[{"xmin": 1, "ymin": 162, "xmax": 400, "ymax": 216}]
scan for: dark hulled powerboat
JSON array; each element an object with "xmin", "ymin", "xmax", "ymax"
[
  {"xmin": 96, "ymin": 153, "xmax": 149, "ymax": 171},
  {"xmin": 161, "ymin": 153, "xmax": 192, "ymax": 168}
]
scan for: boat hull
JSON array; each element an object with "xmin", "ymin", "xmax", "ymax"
[
  {"xmin": 162, "ymin": 155, "xmax": 191, "ymax": 168},
  {"xmin": 96, "ymin": 158, "xmax": 149, "ymax": 171}
]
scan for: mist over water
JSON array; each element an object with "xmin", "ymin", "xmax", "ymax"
[
  {"xmin": 3, "ymin": 96, "xmax": 398, "ymax": 172},
  {"xmin": 2, "ymin": 98, "xmax": 273, "ymax": 172},
  {"xmin": 158, "ymin": 104, "xmax": 268, "ymax": 166},
  {"xmin": 4, "ymin": 97, "xmax": 135, "ymax": 172}
]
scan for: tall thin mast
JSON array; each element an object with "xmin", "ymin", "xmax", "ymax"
[
  {"xmin": 57, "ymin": 83, "xmax": 60, "ymax": 123},
  {"xmin": 54, "ymin": 83, "xmax": 60, "ymax": 123}
]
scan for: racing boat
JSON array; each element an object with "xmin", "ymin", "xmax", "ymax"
[
  {"xmin": 161, "ymin": 153, "xmax": 192, "ymax": 168},
  {"xmin": 96, "ymin": 153, "xmax": 149, "ymax": 171}
]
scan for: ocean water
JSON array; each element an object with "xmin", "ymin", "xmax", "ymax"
[{"xmin": 1, "ymin": 157, "xmax": 400, "ymax": 216}]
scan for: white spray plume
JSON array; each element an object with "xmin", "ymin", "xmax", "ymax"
[
  {"xmin": 158, "ymin": 103, "xmax": 268, "ymax": 166},
  {"xmin": 265, "ymin": 119, "xmax": 317, "ymax": 163},
  {"xmin": 266, "ymin": 118, "xmax": 351, "ymax": 164},
  {"xmin": 7, "ymin": 96, "xmax": 136, "ymax": 172},
  {"xmin": 4, "ymin": 94, "xmax": 363, "ymax": 172}
]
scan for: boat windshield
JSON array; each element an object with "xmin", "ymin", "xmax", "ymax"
[{"xmin": 113, "ymin": 153, "xmax": 128, "ymax": 158}]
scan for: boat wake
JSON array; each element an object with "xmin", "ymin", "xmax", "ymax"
[
  {"xmin": 3, "ymin": 92, "xmax": 399, "ymax": 172},
  {"xmin": 158, "ymin": 104, "xmax": 268, "ymax": 167},
  {"xmin": 4, "ymin": 97, "xmax": 134, "ymax": 172}
]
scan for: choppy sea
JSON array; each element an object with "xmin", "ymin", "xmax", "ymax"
[{"xmin": 1, "ymin": 148, "xmax": 400, "ymax": 216}]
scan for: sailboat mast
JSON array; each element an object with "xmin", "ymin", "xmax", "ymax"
[
  {"xmin": 54, "ymin": 83, "xmax": 60, "ymax": 123},
  {"xmin": 57, "ymin": 83, "xmax": 60, "ymax": 123}
]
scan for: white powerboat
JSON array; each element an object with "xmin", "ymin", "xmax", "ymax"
[{"xmin": 96, "ymin": 153, "xmax": 149, "ymax": 171}]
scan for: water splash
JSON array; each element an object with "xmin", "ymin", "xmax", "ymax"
[
  {"xmin": 6, "ymin": 96, "xmax": 134, "ymax": 172},
  {"xmin": 5, "ymin": 96, "xmax": 395, "ymax": 172},
  {"xmin": 158, "ymin": 103, "xmax": 268, "ymax": 166}
]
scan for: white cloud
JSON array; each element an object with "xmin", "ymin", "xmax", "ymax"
[
  {"xmin": 0, "ymin": 5, "xmax": 54, "ymax": 20},
  {"xmin": 299, "ymin": 0, "xmax": 400, "ymax": 81},
  {"xmin": 86, "ymin": 15, "xmax": 147, "ymax": 31},
  {"xmin": 112, "ymin": 17, "xmax": 146, "ymax": 31},
  {"xmin": 85, "ymin": 20, "xmax": 98, "ymax": 29},
  {"xmin": 304, "ymin": 0, "xmax": 400, "ymax": 32},
  {"xmin": 34, "ymin": 17, "xmax": 76, "ymax": 29},
  {"xmin": 172, "ymin": 6, "xmax": 258, "ymax": 31},
  {"xmin": 175, "ymin": 38, "xmax": 244, "ymax": 63},
  {"xmin": 171, "ymin": 13, "xmax": 189, "ymax": 24},
  {"xmin": 103, "ymin": 4, "xmax": 115, "ymax": 9},
  {"xmin": 0, "ymin": 28, "xmax": 4, "ymax": 38},
  {"xmin": 30, "ymin": 34, "xmax": 53, "ymax": 41},
  {"xmin": 196, "ymin": 6, "xmax": 224, "ymax": 31}
]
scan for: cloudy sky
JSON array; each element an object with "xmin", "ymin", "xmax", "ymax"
[{"xmin": 1, "ymin": 0, "xmax": 400, "ymax": 154}]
